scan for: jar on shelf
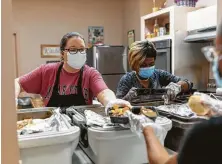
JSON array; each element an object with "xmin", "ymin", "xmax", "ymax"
[{"xmin": 159, "ymin": 27, "xmax": 167, "ymax": 36}]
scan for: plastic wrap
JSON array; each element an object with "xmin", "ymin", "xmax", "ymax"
[
  {"xmin": 84, "ymin": 110, "xmax": 107, "ymax": 126},
  {"xmin": 122, "ymin": 87, "xmax": 137, "ymax": 101},
  {"xmin": 124, "ymin": 111, "xmax": 172, "ymax": 144},
  {"xmin": 163, "ymin": 82, "xmax": 182, "ymax": 105},
  {"xmin": 17, "ymin": 108, "xmax": 69, "ymax": 135},
  {"xmin": 191, "ymin": 92, "xmax": 222, "ymax": 116},
  {"xmin": 124, "ymin": 111, "xmax": 153, "ymax": 137},
  {"xmin": 105, "ymin": 99, "xmax": 131, "ymax": 115},
  {"xmin": 158, "ymin": 104, "xmax": 195, "ymax": 117}
]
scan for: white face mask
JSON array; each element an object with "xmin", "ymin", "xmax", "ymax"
[{"xmin": 67, "ymin": 52, "xmax": 86, "ymax": 69}]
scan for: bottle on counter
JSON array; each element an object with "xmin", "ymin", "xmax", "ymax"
[{"xmin": 153, "ymin": 19, "xmax": 160, "ymax": 37}]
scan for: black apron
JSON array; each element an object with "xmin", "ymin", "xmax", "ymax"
[{"xmin": 47, "ymin": 63, "xmax": 86, "ymax": 107}]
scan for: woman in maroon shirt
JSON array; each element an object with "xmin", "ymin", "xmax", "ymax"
[{"xmin": 15, "ymin": 32, "xmax": 130, "ymax": 109}]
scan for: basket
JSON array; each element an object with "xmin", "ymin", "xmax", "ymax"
[{"xmin": 175, "ymin": 0, "xmax": 197, "ymax": 7}]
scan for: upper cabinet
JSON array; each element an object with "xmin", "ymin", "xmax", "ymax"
[
  {"xmin": 184, "ymin": 5, "xmax": 217, "ymax": 42},
  {"xmin": 140, "ymin": 6, "xmax": 198, "ymax": 42},
  {"xmin": 187, "ymin": 5, "xmax": 217, "ymax": 32}
]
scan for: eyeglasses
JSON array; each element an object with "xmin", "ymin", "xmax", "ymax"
[
  {"xmin": 64, "ymin": 48, "xmax": 88, "ymax": 55},
  {"xmin": 201, "ymin": 46, "xmax": 222, "ymax": 62}
]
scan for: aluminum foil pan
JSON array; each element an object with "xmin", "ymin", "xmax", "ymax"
[{"xmin": 158, "ymin": 104, "xmax": 195, "ymax": 117}]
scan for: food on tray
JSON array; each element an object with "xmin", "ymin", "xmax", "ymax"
[
  {"xmin": 31, "ymin": 98, "xmax": 45, "ymax": 108},
  {"xmin": 110, "ymin": 105, "xmax": 130, "ymax": 116},
  {"xmin": 141, "ymin": 107, "xmax": 157, "ymax": 118},
  {"xmin": 17, "ymin": 119, "xmax": 33, "ymax": 130},
  {"xmin": 188, "ymin": 95, "xmax": 210, "ymax": 116}
]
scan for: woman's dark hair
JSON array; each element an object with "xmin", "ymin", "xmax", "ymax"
[
  {"xmin": 178, "ymin": 116, "xmax": 222, "ymax": 164},
  {"xmin": 129, "ymin": 40, "xmax": 157, "ymax": 72},
  {"xmin": 60, "ymin": 32, "xmax": 85, "ymax": 52}
]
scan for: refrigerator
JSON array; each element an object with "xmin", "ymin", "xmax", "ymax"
[{"xmin": 86, "ymin": 45, "xmax": 128, "ymax": 93}]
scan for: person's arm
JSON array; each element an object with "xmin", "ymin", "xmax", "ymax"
[
  {"xmin": 89, "ymin": 69, "xmax": 131, "ymax": 107},
  {"xmin": 15, "ymin": 78, "xmax": 23, "ymax": 97},
  {"xmin": 97, "ymin": 89, "xmax": 116, "ymax": 106},
  {"xmin": 143, "ymin": 126, "xmax": 171, "ymax": 164},
  {"xmin": 177, "ymin": 81, "xmax": 190, "ymax": 92},
  {"xmin": 89, "ymin": 68, "xmax": 115, "ymax": 106},
  {"xmin": 158, "ymin": 70, "xmax": 192, "ymax": 92},
  {"xmin": 15, "ymin": 65, "xmax": 43, "ymax": 98},
  {"xmin": 164, "ymin": 155, "xmax": 178, "ymax": 164},
  {"xmin": 116, "ymin": 73, "xmax": 132, "ymax": 100}
]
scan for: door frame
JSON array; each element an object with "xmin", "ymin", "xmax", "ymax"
[{"xmin": 13, "ymin": 31, "xmax": 20, "ymax": 77}]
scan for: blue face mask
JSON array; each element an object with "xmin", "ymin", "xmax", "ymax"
[
  {"xmin": 138, "ymin": 66, "xmax": 155, "ymax": 79},
  {"xmin": 212, "ymin": 56, "xmax": 222, "ymax": 87}
]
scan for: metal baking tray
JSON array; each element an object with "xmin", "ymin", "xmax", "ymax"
[
  {"xmin": 157, "ymin": 109, "xmax": 206, "ymax": 122},
  {"xmin": 17, "ymin": 107, "xmax": 54, "ymax": 121},
  {"xmin": 17, "ymin": 97, "xmax": 33, "ymax": 109},
  {"xmin": 136, "ymin": 88, "xmax": 167, "ymax": 96}
]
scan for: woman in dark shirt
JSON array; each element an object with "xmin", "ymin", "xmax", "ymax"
[{"xmin": 116, "ymin": 40, "xmax": 192, "ymax": 101}]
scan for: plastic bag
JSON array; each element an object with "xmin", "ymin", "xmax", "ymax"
[
  {"xmin": 124, "ymin": 111, "xmax": 153, "ymax": 137},
  {"xmin": 84, "ymin": 110, "xmax": 106, "ymax": 126},
  {"xmin": 124, "ymin": 111, "xmax": 172, "ymax": 144},
  {"xmin": 18, "ymin": 108, "xmax": 68, "ymax": 135},
  {"xmin": 190, "ymin": 92, "xmax": 222, "ymax": 116},
  {"xmin": 164, "ymin": 82, "xmax": 182, "ymax": 104}
]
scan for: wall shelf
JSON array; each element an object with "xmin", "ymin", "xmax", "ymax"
[
  {"xmin": 146, "ymin": 35, "xmax": 171, "ymax": 42},
  {"xmin": 141, "ymin": 6, "xmax": 198, "ymax": 41},
  {"xmin": 141, "ymin": 6, "xmax": 172, "ymax": 21}
]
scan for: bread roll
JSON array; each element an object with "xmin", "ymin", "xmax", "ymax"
[{"xmin": 188, "ymin": 95, "xmax": 210, "ymax": 116}]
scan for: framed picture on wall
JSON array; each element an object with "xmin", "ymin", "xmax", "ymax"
[
  {"xmin": 127, "ymin": 30, "xmax": 135, "ymax": 48},
  {"xmin": 88, "ymin": 26, "xmax": 104, "ymax": 48},
  {"xmin": 41, "ymin": 44, "xmax": 61, "ymax": 58}
]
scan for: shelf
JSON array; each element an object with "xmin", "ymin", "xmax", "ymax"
[
  {"xmin": 141, "ymin": 6, "xmax": 196, "ymax": 21},
  {"xmin": 141, "ymin": 6, "xmax": 173, "ymax": 21},
  {"xmin": 146, "ymin": 35, "xmax": 172, "ymax": 42},
  {"xmin": 141, "ymin": 6, "xmax": 199, "ymax": 41}
]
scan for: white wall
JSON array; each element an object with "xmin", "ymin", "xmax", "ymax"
[
  {"xmin": 139, "ymin": 0, "xmax": 165, "ymax": 16},
  {"xmin": 12, "ymin": 0, "xmax": 124, "ymax": 75},
  {"xmin": 122, "ymin": 0, "xmax": 165, "ymax": 45},
  {"xmin": 123, "ymin": 0, "xmax": 141, "ymax": 45}
]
